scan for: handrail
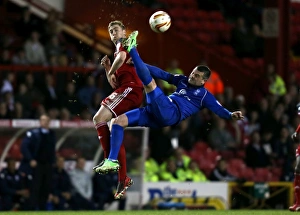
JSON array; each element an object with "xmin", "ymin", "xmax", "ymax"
[
  {"xmin": 8, "ymin": 0, "xmax": 112, "ymax": 55},
  {"xmin": 0, "ymin": 65, "xmax": 95, "ymax": 73}
]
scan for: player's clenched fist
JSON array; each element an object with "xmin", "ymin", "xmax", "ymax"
[{"xmin": 231, "ymin": 111, "xmax": 244, "ymax": 120}]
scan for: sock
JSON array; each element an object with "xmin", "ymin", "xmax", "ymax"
[
  {"xmin": 295, "ymin": 173, "xmax": 300, "ymax": 204},
  {"xmin": 130, "ymin": 48, "xmax": 152, "ymax": 85},
  {"xmin": 296, "ymin": 125, "xmax": 300, "ymax": 134},
  {"xmin": 118, "ymin": 144, "xmax": 127, "ymax": 182},
  {"xmin": 95, "ymin": 122, "xmax": 110, "ymax": 158},
  {"xmin": 108, "ymin": 124, "xmax": 124, "ymax": 160}
]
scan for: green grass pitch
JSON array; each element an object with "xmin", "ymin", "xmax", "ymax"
[{"xmin": 0, "ymin": 210, "xmax": 294, "ymax": 215}]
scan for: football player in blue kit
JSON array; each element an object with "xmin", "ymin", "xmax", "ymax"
[{"xmin": 95, "ymin": 31, "xmax": 244, "ymax": 174}]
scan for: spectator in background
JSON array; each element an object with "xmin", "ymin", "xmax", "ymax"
[
  {"xmin": 45, "ymin": 36, "xmax": 63, "ymax": 60},
  {"xmin": 15, "ymin": 6, "xmax": 41, "ymax": 38},
  {"xmin": 209, "ymin": 157, "xmax": 239, "ymax": 182},
  {"xmin": 149, "ymin": 126, "xmax": 174, "ymax": 165},
  {"xmin": 68, "ymin": 157, "xmax": 95, "ymax": 210},
  {"xmin": 0, "ymin": 158, "xmax": 30, "ymax": 211},
  {"xmin": 42, "ymin": 9, "xmax": 63, "ymax": 43},
  {"xmin": 0, "ymin": 49, "xmax": 12, "ymax": 65},
  {"xmin": 163, "ymin": 59, "xmax": 183, "ymax": 95},
  {"xmin": 0, "ymin": 102, "xmax": 10, "ymax": 119},
  {"xmin": 200, "ymin": 60, "xmax": 224, "ymax": 96},
  {"xmin": 41, "ymin": 74, "xmax": 59, "ymax": 110},
  {"xmin": 266, "ymin": 64, "xmax": 286, "ymax": 97},
  {"xmin": 251, "ymin": 24, "xmax": 264, "ymax": 58},
  {"xmin": 77, "ymin": 76, "xmax": 102, "ymax": 107},
  {"xmin": 60, "ymin": 108, "xmax": 72, "ymax": 120},
  {"xmin": 159, "ymin": 158, "xmax": 186, "ymax": 182},
  {"xmin": 245, "ymin": 110, "xmax": 260, "ymax": 136},
  {"xmin": 144, "ymin": 148, "xmax": 160, "ymax": 182},
  {"xmin": 208, "ymin": 118, "xmax": 237, "ymax": 151},
  {"xmin": 231, "ymin": 17, "xmax": 253, "ymax": 58},
  {"xmin": 11, "ymin": 49, "xmax": 29, "ymax": 65},
  {"xmin": 185, "ymin": 160, "xmax": 208, "ymax": 182},
  {"xmin": 24, "ymin": 73, "xmax": 43, "ymax": 114},
  {"xmin": 93, "ymin": 173, "xmax": 126, "ymax": 210},
  {"xmin": 59, "ymin": 81, "xmax": 81, "ymax": 117},
  {"xmin": 24, "ymin": 31, "xmax": 47, "ymax": 65},
  {"xmin": 50, "ymin": 156, "xmax": 73, "ymax": 210},
  {"xmin": 15, "ymin": 83, "xmax": 32, "ymax": 118},
  {"xmin": 160, "ymin": 146, "xmax": 191, "ymax": 172},
  {"xmin": 19, "ymin": 114, "xmax": 56, "ymax": 210},
  {"xmin": 1, "ymin": 72, "xmax": 14, "ymax": 95},
  {"xmin": 273, "ymin": 127, "xmax": 294, "ymax": 175},
  {"xmin": 245, "ymin": 131, "xmax": 271, "ymax": 168}
]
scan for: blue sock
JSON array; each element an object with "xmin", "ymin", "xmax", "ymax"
[
  {"xmin": 108, "ymin": 124, "xmax": 124, "ymax": 160},
  {"xmin": 130, "ymin": 48, "xmax": 152, "ymax": 85}
]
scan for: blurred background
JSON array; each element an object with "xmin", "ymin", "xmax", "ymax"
[{"xmin": 0, "ymin": 0, "xmax": 300, "ymax": 212}]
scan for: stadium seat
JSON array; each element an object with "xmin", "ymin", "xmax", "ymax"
[
  {"xmin": 196, "ymin": 32, "xmax": 214, "ymax": 44},
  {"xmin": 228, "ymin": 158, "xmax": 246, "ymax": 171},
  {"xmin": 208, "ymin": 11, "xmax": 224, "ymax": 22},
  {"xmin": 241, "ymin": 58, "xmax": 258, "ymax": 70},
  {"xmin": 254, "ymin": 168, "xmax": 271, "ymax": 182},
  {"xmin": 219, "ymin": 45, "xmax": 235, "ymax": 57},
  {"xmin": 193, "ymin": 141, "xmax": 210, "ymax": 152},
  {"xmin": 240, "ymin": 167, "xmax": 255, "ymax": 181},
  {"xmin": 183, "ymin": 0, "xmax": 198, "ymax": 8},
  {"xmin": 196, "ymin": 10, "xmax": 210, "ymax": 21},
  {"xmin": 8, "ymin": 142, "xmax": 22, "ymax": 160},
  {"xmin": 219, "ymin": 150, "xmax": 235, "ymax": 160}
]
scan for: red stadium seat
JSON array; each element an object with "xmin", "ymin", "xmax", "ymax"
[
  {"xmin": 193, "ymin": 141, "xmax": 210, "ymax": 152},
  {"xmin": 254, "ymin": 168, "xmax": 271, "ymax": 182},
  {"xmin": 219, "ymin": 45, "xmax": 235, "ymax": 57},
  {"xmin": 241, "ymin": 58, "xmax": 258, "ymax": 70},
  {"xmin": 240, "ymin": 167, "xmax": 255, "ymax": 181},
  {"xmin": 208, "ymin": 11, "xmax": 224, "ymax": 22},
  {"xmin": 196, "ymin": 10, "xmax": 210, "ymax": 21},
  {"xmin": 228, "ymin": 158, "xmax": 246, "ymax": 171},
  {"xmin": 196, "ymin": 32, "xmax": 214, "ymax": 44}
]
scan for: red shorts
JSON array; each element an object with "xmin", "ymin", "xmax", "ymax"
[
  {"xmin": 101, "ymin": 86, "xmax": 144, "ymax": 117},
  {"xmin": 296, "ymin": 145, "xmax": 300, "ymax": 157}
]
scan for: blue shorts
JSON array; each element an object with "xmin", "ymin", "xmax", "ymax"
[{"xmin": 125, "ymin": 87, "xmax": 181, "ymax": 128}]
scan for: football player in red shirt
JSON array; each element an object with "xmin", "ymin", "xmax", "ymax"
[
  {"xmin": 289, "ymin": 103, "xmax": 300, "ymax": 211},
  {"xmin": 92, "ymin": 20, "xmax": 144, "ymax": 199}
]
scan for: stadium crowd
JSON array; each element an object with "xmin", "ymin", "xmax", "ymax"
[{"xmin": 0, "ymin": 0, "xmax": 300, "ymax": 211}]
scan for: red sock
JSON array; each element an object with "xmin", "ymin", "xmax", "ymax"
[
  {"xmin": 295, "ymin": 173, "xmax": 300, "ymax": 204},
  {"xmin": 118, "ymin": 144, "xmax": 127, "ymax": 182},
  {"xmin": 95, "ymin": 122, "xmax": 110, "ymax": 158}
]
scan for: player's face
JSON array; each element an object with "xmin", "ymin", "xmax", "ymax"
[
  {"xmin": 188, "ymin": 68, "xmax": 206, "ymax": 86},
  {"xmin": 108, "ymin": 24, "xmax": 126, "ymax": 44}
]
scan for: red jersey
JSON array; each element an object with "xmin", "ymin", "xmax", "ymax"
[{"xmin": 114, "ymin": 40, "xmax": 143, "ymax": 88}]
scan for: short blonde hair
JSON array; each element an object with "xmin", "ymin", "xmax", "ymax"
[{"xmin": 108, "ymin": 20, "xmax": 125, "ymax": 30}]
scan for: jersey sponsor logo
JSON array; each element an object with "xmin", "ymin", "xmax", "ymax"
[
  {"xmin": 178, "ymin": 89, "xmax": 187, "ymax": 95},
  {"xmin": 194, "ymin": 89, "xmax": 201, "ymax": 95}
]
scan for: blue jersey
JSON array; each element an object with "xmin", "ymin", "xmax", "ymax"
[{"xmin": 149, "ymin": 64, "xmax": 232, "ymax": 121}]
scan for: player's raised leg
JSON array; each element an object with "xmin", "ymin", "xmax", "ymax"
[{"xmin": 123, "ymin": 31, "xmax": 157, "ymax": 93}]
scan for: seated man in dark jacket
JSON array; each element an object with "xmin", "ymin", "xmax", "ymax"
[
  {"xmin": 93, "ymin": 172, "xmax": 126, "ymax": 210},
  {"xmin": 49, "ymin": 156, "xmax": 73, "ymax": 210},
  {"xmin": 0, "ymin": 158, "xmax": 30, "ymax": 210}
]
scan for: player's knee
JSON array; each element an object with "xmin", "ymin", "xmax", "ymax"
[
  {"xmin": 113, "ymin": 115, "xmax": 128, "ymax": 128},
  {"xmin": 92, "ymin": 113, "xmax": 99, "ymax": 124},
  {"xmin": 144, "ymin": 79, "xmax": 157, "ymax": 93}
]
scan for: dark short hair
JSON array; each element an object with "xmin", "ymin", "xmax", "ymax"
[
  {"xmin": 197, "ymin": 65, "xmax": 211, "ymax": 80},
  {"xmin": 108, "ymin": 20, "xmax": 125, "ymax": 30}
]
